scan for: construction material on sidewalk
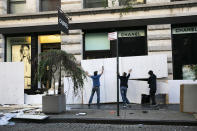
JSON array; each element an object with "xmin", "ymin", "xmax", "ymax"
[
  {"xmin": 76, "ymin": 113, "xmax": 87, "ymax": 116},
  {"xmin": 0, "ymin": 113, "xmax": 17, "ymax": 125},
  {"xmin": 180, "ymin": 84, "xmax": 197, "ymax": 113},
  {"xmin": 14, "ymin": 114, "xmax": 48, "ymax": 120},
  {"xmin": 0, "ymin": 105, "xmax": 48, "ymax": 125}
]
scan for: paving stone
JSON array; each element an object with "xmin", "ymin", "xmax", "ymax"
[{"xmin": 0, "ymin": 123, "xmax": 197, "ymax": 131}]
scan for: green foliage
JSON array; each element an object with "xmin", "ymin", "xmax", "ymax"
[
  {"xmin": 37, "ymin": 49, "xmax": 86, "ymax": 95},
  {"xmin": 192, "ymin": 65, "xmax": 197, "ymax": 80}
]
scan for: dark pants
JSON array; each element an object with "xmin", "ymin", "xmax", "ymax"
[
  {"xmin": 120, "ymin": 86, "xmax": 130, "ymax": 104},
  {"xmin": 150, "ymin": 90, "xmax": 156, "ymax": 105},
  {"xmin": 88, "ymin": 87, "xmax": 100, "ymax": 105}
]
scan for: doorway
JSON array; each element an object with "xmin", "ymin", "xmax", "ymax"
[{"xmin": 172, "ymin": 26, "xmax": 197, "ymax": 79}]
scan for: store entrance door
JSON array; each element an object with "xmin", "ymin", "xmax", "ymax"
[{"xmin": 172, "ymin": 26, "xmax": 197, "ymax": 79}]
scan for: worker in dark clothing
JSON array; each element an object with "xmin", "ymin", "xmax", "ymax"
[
  {"xmin": 118, "ymin": 69, "xmax": 132, "ymax": 107},
  {"xmin": 148, "ymin": 70, "xmax": 157, "ymax": 105}
]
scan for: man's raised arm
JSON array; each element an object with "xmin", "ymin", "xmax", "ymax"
[{"xmin": 99, "ymin": 66, "xmax": 104, "ymax": 75}]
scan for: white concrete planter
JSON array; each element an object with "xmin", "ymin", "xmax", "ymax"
[{"xmin": 42, "ymin": 95, "xmax": 66, "ymax": 114}]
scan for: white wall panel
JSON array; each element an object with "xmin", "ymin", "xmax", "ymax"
[
  {"xmin": 64, "ymin": 55, "xmax": 168, "ymax": 104},
  {"xmin": 64, "ymin": 77, "xmax": 83, "ymax": 104},
  {"xmin": 127, "ymin": 80, "xmax": 149, "ymax": 104},
  {"xmin": 168, "ymin": 80, "xmax": 197, "ymax": 104},
  {"xmin": 0, "ymin": 62, "xmax": 24, "ymax": 104},
  {"xmin": 120, "ymin": 55, "xmax": 168, "ymax": 79},
  {"xmin": 81, "ymin": 59, "xmax": 105, "ymax": 104}
]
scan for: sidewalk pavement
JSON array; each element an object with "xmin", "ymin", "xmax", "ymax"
[
  {"xmin": 1, "ymin": 104, "xmax": 197, "ymax": 125},
  {"xmin": 47, "ymin": 104, "xmax": 197, "ymax": 126}
]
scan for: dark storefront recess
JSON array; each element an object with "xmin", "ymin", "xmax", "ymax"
[
  {"xmin": 83, "ymin": 26, "xmax": 147, "ymax": 59},
  {"xmin": 41, "ymin": 43, "xmax": 61, "ymax": 52},
  {"xmin": 172, "ymin": 24, "xmax": 197, "ymax": 80},
  {"xmin": 5, "ymin": 32, "xmax": 61, "ymax": 94}
]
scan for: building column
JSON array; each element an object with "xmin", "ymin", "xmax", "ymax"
[
  {"xmin": 0, "ymin": 0, "xmax": 7, "ymax": 62},
  {"xmin": 26, "ymin": 0, "xmax": 39, "ymax": 13},
  {"xmin": 61, "ymin": 30, "xmax": 83, "ymax": 63},
  {"xmin": 147, "ymin": 24, "xmax": 173, "ymax": 80},
  {"xmin": 0, "ymin": 0, "xmax": 7, "ymax": 14},
  {"xmin": 146, "ymin": 0, "xmax": 170, "ymax": 4},
  {"xmin": 0, "ymin": 34, "xmax": 5, "ymax": 62},
  {"xmin": 61, "ymin": 0, "xmax": 82, "ymax": 10}
]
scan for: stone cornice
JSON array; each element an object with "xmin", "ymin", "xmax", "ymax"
[{"xmin": 0, "ymin": 1, "xmax": 197, "ymax": 20}]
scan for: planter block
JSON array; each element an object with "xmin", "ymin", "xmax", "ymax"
[
  {"xmin": 42, "ymin": 95, "xmax": 66, "ymax": 113},
  {"xmin": 180, "ymin": 84, "xmax": 197, "ymax": 113}
]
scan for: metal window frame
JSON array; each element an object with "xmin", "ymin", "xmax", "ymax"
[
  {"xmin": 39, "ymin": 0, "xmax": 60, "ymax": 12},
  {"xmin": 7, "ymin": 0, "xmax": 26, "ymax": 14},
  {"xmin": 83, "ymin": 0, "xmax": 108, "ymax": 8},
  {"xmin": 119, "ymin": 0, "xmax": 146, "ymax": 6}
]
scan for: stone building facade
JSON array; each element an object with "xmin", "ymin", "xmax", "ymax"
[{"xmin": 0, "ymin": 0, "xmax": 197, "ymax": 93}]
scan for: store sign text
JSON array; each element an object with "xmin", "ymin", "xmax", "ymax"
[
  {"xmin": 173, "ymin": 26, "xmax": 197, "ymax": 34},
  {"xmin": 118, "ymin": 30, "xmax": 145, "ymax": 38}
]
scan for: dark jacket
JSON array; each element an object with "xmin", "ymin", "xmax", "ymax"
[
  {"xmin": 148, "ymin": 74, "xmax": 157, "ymax": 92},
  {"xmin": 118, "ymin": 74, "xmax": 130, "ymax": 88}
]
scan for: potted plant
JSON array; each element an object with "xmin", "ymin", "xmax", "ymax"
[{"xmin": 36, "ymin": 49, "xmax": 86, "ymax": 113}]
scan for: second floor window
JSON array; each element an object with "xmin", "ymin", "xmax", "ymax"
[
  {"xmin": 119, "ymin": 0, "xmax": 145, "ymax": 6},
  {"xmin": 171, "ymin": 0, "xmax": 187, "ymax": 1},
  {"xmin": 8, "ymin": 0, "xmax": 26, "ymax": 14},
  {"xmin": 40, "ymin": 0, "xmax": 60, "ymax": 12},
  {"xmin": 84, "ymin": 0, "xmax": 108, "ymax": 8}
]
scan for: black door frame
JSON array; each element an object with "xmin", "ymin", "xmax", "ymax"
[{"xmin": 171, "ymin": 23, "xmax": 197, "ymax": 80}]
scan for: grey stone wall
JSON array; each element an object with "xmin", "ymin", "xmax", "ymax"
[
  {"xmin": 0, "ymin": 0, "xmax": 7, "ymax": 14},
  {"xmin": 0, "ymin": 0, "xmax": 6, "ymax": 62},
  {"xmin": 146, "ymin": 0, "xmax": 170, "ymax": 4},
  {"xmin": 61, "ymin": 0, "xmax": 82, "ymax": 10},
  {"xmin": 61, "ymin": 30, "xmax": 82, "ymax": 63},
  {"xmin": 0, "ymin": 34, "xmax": 4, "ymax": 62},
  {"xmin": 26, "ymin": 0, "xmax": 39, "ymax": 13},
  {"xmin": 147, "ymin": 24, "xmax": 173, "ymax": 80}
]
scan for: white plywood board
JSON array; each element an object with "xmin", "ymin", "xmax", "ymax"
[
  {"xmin": 64, "ymin": 55, "xmax": 168, "ymax": 104},
  {"xmin": 0, "ymin": 62, "xmax": 24, "ymax": 104},
  {"xmin": 156, "ymin": 81, "xmax": 169, "ymax": 94},
  {"xmin": 14, "ymin": 114, "xmax": 48, "ymax": 120},
  {"xmin": 168, "ymin": 80, "xmax": 197, "ymax": 104},
  {"xmin": 24, "ymin": 94, "xmax": 43, "ymax": 105},
  {"xmin": 120, "ymin": 55, "xmax": 168, "ymax": 79},
  {"xmin": 124, "ymin": 81, "xmax": 168, "ymax": 104},
  {"xmin": 127, "ymin": 80, "xmax": 149, "ymax": 104},
  {"xmin": 81, "ymin": 58, "xmax": 105, "ymax": 104},
  {"xmin": 103, "ymin": 58, "xmax": 117, "ymax": 102},
  {"xmin": 64, "ymin": 77, "xmax": 83, "ymax": 104}
]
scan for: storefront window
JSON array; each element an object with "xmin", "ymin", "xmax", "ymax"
[
  {"xmin": 8, "ymin": 0, "xmax": 26, "ymax": 14},
  {"xmin": 7, "ymin": 36, "xmax": 31, "ymax": 89},
  {"xmin": 38, "ymin": 34, "xmax": 61, "ymax": 52},
  {"xmin": 84, "ymin": 32, "xmax": 111, "ymax": 59},
  {"xmin": 118, "ymin": 30, "xmax": 147, "ymax": 57},
  {"xmin": 119, "ymin": 0, "xmax": 145, "ymax": 6},
  {"xmin": 171, "ymin": 0, "xmax": 187, "ymax": 2},
  {"xmin": 84, "ymin": 0, "xmax": 108, "ymax": 8},
  {"xmin": 172, "ymin": 26, "xmax": 197, "ymax": 79},
  {"xmin": 85, "ymin": 33, "xmax": 110, "ymax": 51},
  {"xmin": 83, "ymin": 29, "xmax": 147, "ymax": 59},
  {"xmin": 40, "ymin": 0, "xmax": 60, "ymax": 11}
]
